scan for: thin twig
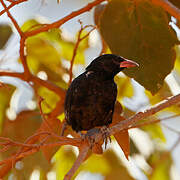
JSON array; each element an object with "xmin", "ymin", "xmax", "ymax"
[
  {"xmin": 85, "ymin": 94, "xmax": 180, "ymax": 144},
  {"xmin": 19, "ymin": 37, "xmax": 31, "ymax": 77},
  {"xmin": 110, "ymin": 94, "xmax": 180, "ymax": 135},
  {"xmin": 0, "ymin": 0, "xmax": 28, "ymax": 16},
  {"xmin": 31, "ymin": 74, "xmax": 65, "ymax": 97},
  {"xmin": 129, "ymin": 114, "xmax": 180, "ymax": 129},
  {"xmin": 38, "ymin": 96, "xmax": 53, "ymax": 131},
  {"xmin": 0, "ymin": 132, "xmax": 81, "ymax": 169},
  {"xmin": 0, "ymin": 71, "xmax": 65, "ymax": 97},
  {"xmin": 0, "ymin": 0, "xmax": 30, "ymax": 77},
  {"xmin": 0, "ymin": 0, "xmax": 23, "ymax": 36},
  {"xmin": 162, "ymin": 124, "xmax": 180, "ymax": 134},
  {"xmin": 68, "ymin": 22, "xmax": 96, "ymax": 85},
  {"xmin": 170, "ymin": 135, "xmax": 180, "ymax": 151}
]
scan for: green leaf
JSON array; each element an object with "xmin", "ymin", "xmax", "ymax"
[
  {"xmin": 0, "ymin": 84, "xmax": 16, "ymax": 132},
  {"xmin": 99, "ymin": 0, "xmax": 179, "ymax": 94},
  {"xmin": 0, "ymin": 24, "xmax": 12, "ymax": 49}
]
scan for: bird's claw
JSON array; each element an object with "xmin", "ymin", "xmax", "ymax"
[
  {"xmin": 79, "ymin": 128, "xmax": 100, "ymax": 148},
  {"xmin": 79, "ymin": 126, "xmax": 111, "ymax": 149},
  {"xmin": 100, "ymin": 126, "xmax": 111, "ymax": 149}
]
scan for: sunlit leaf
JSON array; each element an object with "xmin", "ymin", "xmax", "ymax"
[
  {"xmin": 37, "ymin": 87, "xmax": 60, "ymax": 113},
  {"xmin": 0, "ymin": 24, "xmax": 12, "ymax": 49},
  {"xmin": 174, "ymin": 45, "xmax": 180, "ymax": 75},
  {"xmin": 21, "ymin": 19, "xmax": 89, "ymax": 90},
  {"xmin": 21, "ymin": 19, "xmax": 42, "ymax": 32},
  {"xmin": 114, "ymin": 76, "xmax": 134, "ymax": 102},
  {"xmin": 99, "ymin": 0, "xmax": 179, "ymax": 94},
  {"xmin": 26, "ymin": 36, "xmax": 62, "ymax": 75},
  {"xmin": 22, "ymin": 20, "xmax": 65, "ymax": 83},
  {"xmin": 80, "ymin": 153, "xmax": 111, "ymax": 175}
]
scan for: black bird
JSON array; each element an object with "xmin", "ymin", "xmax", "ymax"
[{"xmin": 64, "ymin": 54, "xmax": 138, "ymax": 133}]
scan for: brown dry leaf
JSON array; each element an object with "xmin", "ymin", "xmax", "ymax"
[
  {"xmin": 99, "ymin": 0, "xmax": 179, "ymax": 94},
  {"xmin": 113, "ymin": 130, "xmax": 130, "ymax": 160},
  {"xmin": 111, "ymin": 103, "xmax": 130, "ymax": 160},
  {"xmin": 0, "ymin": 111, "xmax": 52, "ymax": 179},
  {"xmin": 39, "ymin": 116, "xmax": 62, "ymax": 162}
]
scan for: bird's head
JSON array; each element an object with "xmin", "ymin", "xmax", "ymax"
[{"xmin": 86, "ymin": 54, "xmax": 139, "ymax": 79}]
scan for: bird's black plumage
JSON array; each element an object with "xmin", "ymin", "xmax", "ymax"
[{"xmin": 64, "ymin": 54, "xmax": 138, "ymax": 132}]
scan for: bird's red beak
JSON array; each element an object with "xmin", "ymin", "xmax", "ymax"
[{"xmin": 120, "ymin": 59, "xmax": 139, "ymax": 68}]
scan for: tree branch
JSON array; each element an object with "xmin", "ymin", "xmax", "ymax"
[
  {"xmin": 0, "ymin": 93, "xmax": 179, "ymax": 178},
  {"xmin": 25, "ymin": 0, "xmax": 106, "ymax": 37},
  {"xmin": 90, "ymin": 93, "xmax": 180, "ymax": 144},
  {"xmin": 0, "ymin": 0, "xmax": 23, "ymax": 36},
  {"xmin": 64, "ymin": 144, "xmax": 90, "ymax": 180},
  {"xmin": 68, "ymin": 22, "xmax": 96, "ymax": 85},
  {"xmin": 0, "ymin": 71, "xmax": 24, "ymax": 79},
  {"xmin": 0, "ymin": 0, "xmax": 31, "ymax": 77},
  {"xmin": 0, "ymin": 0, "xmax": 28, "ymax": 16},
  {"xmin": 0, "ymin": 70, "xmax": 65, "ymax": 97},
  {"xmin": 110, "ymin": 93, "xmax": 180, "ymax": 135}
]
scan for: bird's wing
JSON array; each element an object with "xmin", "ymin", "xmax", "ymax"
[
  {"xmin": 64, "ymin": 73, "xmax": 89, "ymax": 127},
  {"xmin": 64, "ymin": 72, "xmax": 117, "ymax": 131}
]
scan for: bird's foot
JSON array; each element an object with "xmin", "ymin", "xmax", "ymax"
[
  {"xmin": 79, "ymin": 127, "xmax": 111, "ymax": 149},
  {"xmin": 79, "ymin": 128, "xmax": 100, "ymax": 148},
  {"xmin": 100, "ymin": 126, "xmax": 111, "ymax": 149}
]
